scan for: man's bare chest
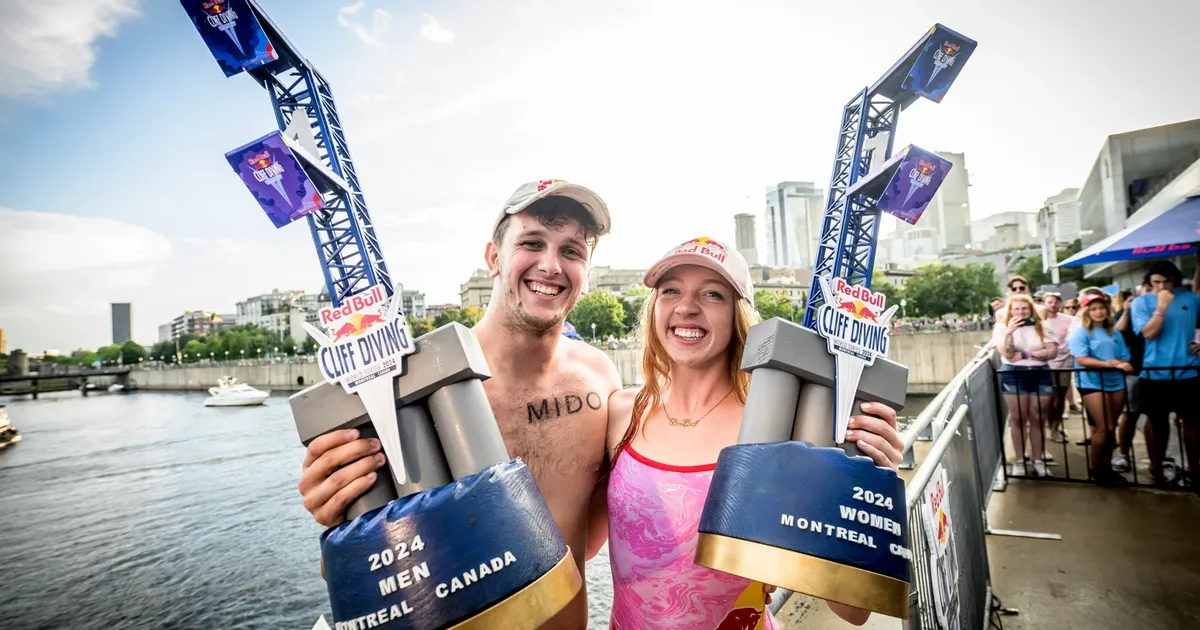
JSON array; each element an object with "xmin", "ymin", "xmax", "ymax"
[{"xmin": 484, "ymin": 374, "xmax": 608, "ymax": 478}]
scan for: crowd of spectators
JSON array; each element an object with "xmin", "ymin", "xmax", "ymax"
[{"xmin": 988, "ymin": 256, "xmax": 1200, "ymax": 487}]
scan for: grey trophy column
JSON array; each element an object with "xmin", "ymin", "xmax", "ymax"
[
  {"xmin": 289, "ymin": 322, "xmax": 507, "ymax": 520},
  {"xmin": 735, "ymin": 318, "xmax": 907, "ymax": 455}
]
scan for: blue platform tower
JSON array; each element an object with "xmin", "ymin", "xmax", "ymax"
[
  {"xmin": 802, "ymin": 25, "xmax": 977, "ymax": 329},
  {"xmin": 181, "ymin": 0, "xmax": 392, "ymax": 307}
]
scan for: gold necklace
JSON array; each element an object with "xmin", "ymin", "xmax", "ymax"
[{"xmin": 666, "ymin": 387, "xmax": 735, "ymax": 428}]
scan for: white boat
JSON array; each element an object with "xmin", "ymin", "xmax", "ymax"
[
  {"xmin": 0, "ymin": 406, "xmax": 20, "ymax": 450},
  {"xmin": 108, "ymin": 383, "xmax": 125, "ymax": 393},
  {"xmin": 204, "ymin": 376, "xmax": 270, "ymax": 407}
]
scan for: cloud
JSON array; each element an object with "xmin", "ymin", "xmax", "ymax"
[
  {"xmin": 420, "ymin": 14, "xmax": 455, "ymax": 44},
  {"xmin": 0, "ymin": 0, "xmax": 139, "ymax": 99},
  {"xmin": 337, "ymin": 1, "xmax": 392, "ymax": 49},
  {"xmin": 0, "ymin": 207, "xmax": 171, "ymax": 276}
]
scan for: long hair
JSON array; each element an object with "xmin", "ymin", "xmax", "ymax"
[
  {"xmin": 1004, "ymin": 294, "xmax": 1045, "ymax": 340},
  {"xmin": 1080, "ymin": 299, "xmax": 1113, "ymax": 333},
  {"xmin": 610, "ymin": 290, "xmax": 760, "ymax": 467}
]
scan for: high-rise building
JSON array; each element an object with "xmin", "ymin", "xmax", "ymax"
[
  {"xmin": 1042, "ymin": 188, "xmax": 1082, "ymax": 244},
  {"xmin": 925, "ymin": 151, "xmax": 972, "ymax": 252},
  {"xmin": 764, "ymin": 182, "xmax": 824, "ymax": 269},
  {"xmin": 111, "ymin": 303, "xmax": 131, "ymax": 344},
  {"xmin": 733, "ymin": 213, "xmax": 759, "ymax": 265},
  {"xmin": 971, "ymin": 211, "xmax": 1039, "ymax": 249}
]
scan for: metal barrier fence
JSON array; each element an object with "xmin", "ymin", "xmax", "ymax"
[
  {"xmin": 898, "ymin": 348, "xmax": 1018, "ymax": 630},
  {"xmin": 997, "ymin": 365, "xmax": 1197, "ymax": 490}
]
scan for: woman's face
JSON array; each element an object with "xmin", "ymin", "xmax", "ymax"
[
  {"xmin": 653, "ymin": 265, "xmax": 736, "ymax": 369},
  {"xmin": 1087, "ymin": 302, "xmax": 1108, "ymax": 323},
  {"xmin": 1009, "ymin": 300, "xmax": 1031, "ymax": 320}
]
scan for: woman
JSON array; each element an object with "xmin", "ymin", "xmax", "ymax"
[
  {"xmin": 992, "ymin": 294, "xmax": 1057, "ymax": 477},
  {"xmin": 591, "ymin": 237, "xmax": 902, "ymax": 629},
  {"xmin": 1065, "ymin": 292, "xmax": 1133, "ymax": 485}
]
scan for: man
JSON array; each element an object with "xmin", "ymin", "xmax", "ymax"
[
  {"xmin": 1130, "ymin": 258, "xmax": 1200, "ymax": 486},
  {"xmin": 298, "ymin": 179, "xmax": 624, "ymax": 629},
  {"xmin": 1040, "ymin": 293, "xmax": 1073, "ymax": 443}
]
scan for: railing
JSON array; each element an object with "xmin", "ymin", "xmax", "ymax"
[
  {"xmin": 998, "ymin": 364, "xmax": 1197, "ymax": 490},
  {"xmin": 898, "ymin": 347, "xmax": 1014, "ymax": 629}
]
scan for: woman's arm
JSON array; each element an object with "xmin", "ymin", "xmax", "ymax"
[
  {"xmin": 586, "ymin": 388, "xmax": 637, "ymax": 560},
  {"xmin": 1028, "ymin": 339, "xmax": 1057, "ymax": 361}
]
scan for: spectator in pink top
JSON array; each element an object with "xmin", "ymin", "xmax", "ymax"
[
  {"xmin": 992, "ymin": 294, "xmax": 1058, "ymax": 477},
  {"xmin": 1040, "ymin": 293, "xmax": 1074, "ymax": 444}
]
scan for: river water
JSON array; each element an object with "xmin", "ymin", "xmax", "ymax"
[{"xmin": 0, "ymin": 390, "xmax": 931, "ymax": 629}]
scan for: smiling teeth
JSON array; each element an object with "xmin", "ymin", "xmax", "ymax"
[
  {"xmin": 528, "ymin": 281, "xmax": 561, "ymax": 296},
  {"xmin": 674, "ymin": 328, "xmax": 705, "ymax": 339}
]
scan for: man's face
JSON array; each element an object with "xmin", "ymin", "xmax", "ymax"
[
  {"xmin": 1008, "ymin": 280, "xmax": 1029, "ymax": 296},
  {"xmin": 1044, "ymin": 295, "xmax": 1061, "ymax": 314},
  {"xmin": 487, "ymin": 212, "xmax": 591, "ymax": 334},
  {"xmin": 990, "ymin": 299, "xmax": 1005, "ymax": 313},
  {"xmin": 1150, "ymin": 274, "xmax": 1174, "ymax": 294}
]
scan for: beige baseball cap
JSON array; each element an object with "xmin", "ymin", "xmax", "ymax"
[
  {"xmin": 494, "ymin": 179, "xmax": 612, "ymax": 237},
  {"xmin": 643, "ymin": 237, "xmax": 755, "ymax": 301}
]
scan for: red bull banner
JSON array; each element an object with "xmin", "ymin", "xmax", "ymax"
[
  {"xmin": 814, "ymin": 277, "xmax": 899, "ymax": 444},
  {"xmin": 303, "ymin": 284, "xmax": 417, "ymax": 483},
  {"xmin": 921, "ymin": 466, "xmax": 960, "ymax": 628}
]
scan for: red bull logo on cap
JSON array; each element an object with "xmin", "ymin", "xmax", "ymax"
[{"xmin": 673, "ymin": 236, "xmax": 729, "ymax": 262}]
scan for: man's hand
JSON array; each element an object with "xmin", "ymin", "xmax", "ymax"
[
  {"xmin": 1157, "ymin": 289, "xmax": 1175, "ymax": 310},
  {"xmin": 298, "ymin": 428, "xmax": 387, "ymax": 527},
  {"xmin": 1190, "ymin": 341, "xmax": 1200, "ymax": 356},
  {"xmin": 845, "ymin": 401, "xmax": 903, "ymax": 470}
]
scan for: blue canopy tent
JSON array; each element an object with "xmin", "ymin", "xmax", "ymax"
[{"xmin": 1058, "ymin": 196, "xmax": 1200, "ymax": 267}]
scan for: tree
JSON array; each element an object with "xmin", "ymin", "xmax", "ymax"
[
  {"xmin": 902, "ymin": 263, "xmax": 999, "ymax": 317},
  {"xmin": 622, "ymin": 284, "xmax": 651, "ymax": 333},
  {"xmin": 568, "ymin": 289, "xmax": 626, "ymax": 340},
  {"xmin": 303, "ymin": 335, "xmax": 319, "ymax": 354},
  {"xmin": 408, "ymin": 316, "xmax": 434, "ymax": 337},
  {"xmin": 870, "ymin": 269, "xmax": 903, "ymax": 310},
  {"xmin": 119, "ymin": 340, "xmax": 147, "ymax": 365},
  {"xmin": 754, "ymin": 289, "xmax": 795, "ymax": 322},
  {"xmin": 458, "ymin": 306, "xmax": 484, "ymax": 328},
  {"xmin": 182, "ymin": 339, "xmax": 207, "ymax": 362},
  {"xmin": 433, "ymin": 308, "xmax": 461, "ymax": 328}
]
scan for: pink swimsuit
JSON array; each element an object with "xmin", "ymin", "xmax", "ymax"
[{"xmin": 607, "ymin": 445, "xmax": 779, "ymax": 630}]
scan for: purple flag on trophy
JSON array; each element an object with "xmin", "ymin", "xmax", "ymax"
[
  {"xmin": 876, "ymin": 147, "xmax": 953, "ymax": 225},
  {"xmin": 226, "ymin": 131, "xmax": 324, "ymax": 228}
]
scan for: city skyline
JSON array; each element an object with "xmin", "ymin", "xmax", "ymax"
[{"xmin": 2, "ymin": 0, "xmax": 1198, "ymax": 351}]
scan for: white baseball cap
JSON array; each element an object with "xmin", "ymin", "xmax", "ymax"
[
  {"xmin": 494, "ymin": 179, "xmax": 612, "ymax": 237},
  {"xmin": 643, "ymin": 237, "xmax": 755, "ymax": 301}
]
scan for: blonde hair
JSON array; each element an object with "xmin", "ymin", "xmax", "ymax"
[
  {"xmin": 1079, "ymin": 298, "xmax": 1113, "ymax": 333},
  {"xmin": 1004, "ymin": 294, "xmax": 1045, "ymax": 340},
  {"xmin": 611, "ymin": 290, "xmax": 760, "ymax": 466}
]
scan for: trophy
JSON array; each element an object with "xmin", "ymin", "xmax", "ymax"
[
  {"xmin": 290, "ymin": 289, "xmax": 581, "ymax": 629},
  {"xmin": 693, "ymin": 279, "xmax": 912, "ymax": 618}
]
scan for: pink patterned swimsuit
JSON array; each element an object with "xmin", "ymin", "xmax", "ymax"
[{"xmin": 607, "ymin": 445, "xmax": 779, "ymax": 630}]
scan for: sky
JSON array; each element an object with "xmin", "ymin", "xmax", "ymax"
[{"xmin": 1, "ymin": 0, "xmax": 1198, "ymax": 353}]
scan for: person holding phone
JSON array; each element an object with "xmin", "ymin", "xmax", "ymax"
[{"xmin": 992, "ymin": 294, "xmax": 1058, "ymax": 477}]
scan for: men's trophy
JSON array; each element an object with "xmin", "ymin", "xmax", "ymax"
[{"xmin": 290, "ymin": 288, "xmax": 582, "ymax": 629}]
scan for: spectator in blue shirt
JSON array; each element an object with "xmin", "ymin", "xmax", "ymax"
[
  {"xmin": 1067, "ymin": 292, "xmax": 1133, "ymax": 485},
  {"xmin": 1130, "ymin": 258, "xmax": 1200, "ymax": 486}
]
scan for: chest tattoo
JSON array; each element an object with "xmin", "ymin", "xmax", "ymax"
[{"xmin": 526, "ymin": 391, "xmax": 603, "ymax": 423}]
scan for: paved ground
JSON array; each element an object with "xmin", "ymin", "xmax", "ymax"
[{"xmin": 779, "ymin": 419, "xmax": 1200, "ymax": 629}]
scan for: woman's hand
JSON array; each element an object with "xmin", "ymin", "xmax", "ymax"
[
  {"xmin": 1006, "ymin": 318, "xmax": 1023, "ymax": 334},
  {"xmin": 1119, "ymin": 361, "xmax": 1134, "ymax": 374},
  {"xmin": 845, "ymin": 402, "xmax": 903, "ymax": 471}
]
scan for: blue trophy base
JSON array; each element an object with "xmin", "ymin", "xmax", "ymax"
[
  {"xmin": 320, "ymin": 459, "xmax": 581, "ymax": 629},
  {"xmin": 695, "ymin": 442, "xmax": 911, "ymax": 619}
]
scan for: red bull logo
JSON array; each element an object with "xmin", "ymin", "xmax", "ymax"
[
  {"xmin": 330, "ymin": 312, "xmax": 386, "ymax": 343},
  {"xmin": 673, "ymin": 237, "xmax": 729, "ymax": 262},
  {"xmin": 202, "ymin": 1, "xmax": 227, "ymax": 15},
  {"xmin": 714, "ymin": 607, "xmax": 763, "ymax": 630},
  {"xmin": 536, "ymin": 179, "xmax": 563, "ymax": 191},
  {"xmin": 916, "ymin": 160, "xmax": 937, "ymax": 176},
  {"xmin": 320, "ymin": 285, "xmax": 387, "ymax": 327},
  {"xmin": 941, "ymin": 41, "xmax": 960, "ymax": 57},
  {"xmin": 248, "ymin": 151, "xmax": 273, "ymax": 170}
]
